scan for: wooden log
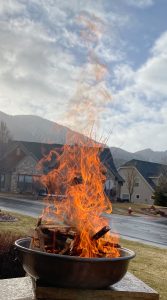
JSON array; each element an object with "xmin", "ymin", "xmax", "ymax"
[
  {"xmin": 92, "ymin": 226, "xmax": 111, "ymax": 240},
  {"xmin": 59, "ymin": 238, "xmax": 73, "ymax": 255},
  {"xmin": 35, "ymin": 227, "xmax": 46, "ymax": 252}
]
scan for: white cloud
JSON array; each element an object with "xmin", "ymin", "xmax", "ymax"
[
  {"xmin": 0, "ymin": 0, "xmax": 25, "ymax": 14},
  {"xmin": 0, "ymin": 0, "xmax": 166, "ymax": 152},
  {"xmin": 0, "ymin": 0, "xmax": 126, "ymax": 120},
  {"xmin": 137, "ymin": 32, "xmax": 167, "ymax": 96},
  {"xmin": 101, "ymin": 31, "xmax": 167, "ymax": 151}
]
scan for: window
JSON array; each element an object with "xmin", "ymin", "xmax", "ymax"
[
  {"xmin": 25, "ymin": 175, "xmax": 33, "ymax": 183},
  {"xmin": 17, "ymin": 174, "xmax": 34, "ymax": 192},
  {"xmin": 18, "ymin": 175, "xmax": 33, "ymax": 183},
  {"xmin": 0, "ymin": 174, "xmax": 5, "ymax": 188},
  {"xmin": 134, "ymin": 177, "xmax": 139, "ymax": 187},
  {"xmin": 18, "ymin": 175, "xmax": 24, "ymax": 183},
  {"xmin": 105, "ymin": 179, "xmax": 114, "ymax": 190},
  {"xmin": 122, "ymin": 194, "xmax": 129, "ymax": 200},
  {"xmin": 136, "ymin": 194, "xmax": 140, "ymax": 199}
]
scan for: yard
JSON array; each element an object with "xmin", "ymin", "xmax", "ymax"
[
  {"xmin": 0, "ymin": 211, "xmax": 166, "ymax": 300},
  {"xmin": 112, "ymin": 202, "xmax": 167, "ymax": 217}
]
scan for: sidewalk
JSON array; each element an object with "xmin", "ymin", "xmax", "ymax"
[{"xmin": 0, "ymin": 192, "xmax": 44, "ymax": 205}]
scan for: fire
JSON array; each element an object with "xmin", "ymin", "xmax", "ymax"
[
  {"xmin": 38, "ymin": 135, "xmax": 120, "ymax": 258},
  {"xmin": 35, "ymin": 13, "xmax": 119, "ymax": 258}
]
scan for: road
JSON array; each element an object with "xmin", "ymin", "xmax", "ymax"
[{"xmin": 0, "ymin": 196, "xmax": 167, "ymax": 248}]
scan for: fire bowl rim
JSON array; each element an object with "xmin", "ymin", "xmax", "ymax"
[{"xmin": 15, "ymin": 237, "xmax": 135, "ymax": 262}]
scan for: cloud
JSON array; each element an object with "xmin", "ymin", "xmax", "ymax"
[
  {"xmin": 125, "ymin": 0, "xmax": 154, "ymax": 8},
  {"xmin": 136, "ymin": 32, "xmax": 167, "ymax": 96},
  {"xmin": 0, "ymin": 0, "xmax": 166, "ymax": 152},
  {"xmin": 0, "ymin": 0, "xmax": 127, "ymax": 120},
  {"xmin": 101, "ymin": 31, "xmax": 167, "ymax": 151},
  {"xmin": 0, "ymin": 0, "xmax": 25, "ymax": 14}
]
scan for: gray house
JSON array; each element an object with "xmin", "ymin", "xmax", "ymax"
[
  {"xmin": 119, "ymin": 159, "xmax": 167, "ymax": 204},
  {"xmin": 0, "ymin": 141, "xmax": 123, "ymax": 199}
]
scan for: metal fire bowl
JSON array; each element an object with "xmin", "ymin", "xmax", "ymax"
[{"xmin": 15, "ymin": 238, "xmax": 135, "ymax": 289}]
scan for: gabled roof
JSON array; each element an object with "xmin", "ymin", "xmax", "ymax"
[
  {"xmin": 100, "ymin": 148, "xmax": 124, "ymax": 182},
  {"xmin": 0, "ymin": 140, "xmax": 123, "ymax": 182},
  {"xmin": 120, "ymin": 159, "xmax": 167, "ymax": 189},
  {"xmin": 17, "ymin": 141, "xmax": 62, "ymax": 160}
]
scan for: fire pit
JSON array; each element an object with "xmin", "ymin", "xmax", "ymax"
[
  {"xmin": 15, "ymin": 237, "xmax": 135, "ymax": 289},
  {"xmin": 14, "ymin": 142, "xmax": 135, "ymax": 289}
]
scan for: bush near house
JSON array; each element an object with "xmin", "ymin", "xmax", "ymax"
[
  {"xmin": 154, "ymin": 184, "xmax": 167, "ymax": 207},
  {"xmin": 0, "ymin": 231, "xmax": 25, "ymax": 279},
  {"xmin": 0, "ymin": 211, "xmax": 36, "ymax": 279}
]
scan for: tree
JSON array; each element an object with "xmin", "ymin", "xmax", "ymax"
[
  {"xmin": 124, "ymin": 167, "xmax": 137, "ymax": 202},
  {"xmin": 154, "ymin": 167, "xmax": 167, "ymax": 207},
  {"xmin": 0, "ymin": 121, "xmax": 12, "ymax": 157}
]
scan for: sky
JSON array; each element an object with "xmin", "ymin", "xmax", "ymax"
[{"xmin": 0, "ymin": 0, "xmax": 167, "ymax": 152}]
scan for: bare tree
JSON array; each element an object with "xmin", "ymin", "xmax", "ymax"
[
  {"xmin": 0, "ymin": 121, "xmax": 12, "ymax": 157},
  {"xmin": 124, "ymin": 167, "xmax": 137, "ymax": 202}
]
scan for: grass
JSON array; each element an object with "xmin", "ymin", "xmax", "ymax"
[
  {"xmin": 0, "ymin": 211, "xmax": 166, "ymax": 299},
  {"xmin": 0, "ymin": 211, "xmax": 37, "ymax": 235},
  {"xmin": 112, "ymin": 202, "xmax": 159, "ymax": 216},
  {"xmin": 121, "ymin": 238, "xmax": 167, "ymax": 300}
]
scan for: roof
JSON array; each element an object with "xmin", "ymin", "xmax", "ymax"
[
  {"xmin": 120, "ymin": 159, "xmax": 167, "ymax": 189},
  {"xmin": 0, "ymin": 141, "xmax": 123, "ymax": 182},
  {"xmin": 100, "ymin": 148, "xmax": 124, "ymax": 182},
  {"xmin": 17, "ymin": 141, "xmax": 63, "ymax": 160}
]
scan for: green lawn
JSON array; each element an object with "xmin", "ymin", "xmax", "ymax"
[
  {"xmin": 0, "ymin": 211, "xmax": 166, "ymax": 299},
  {"xmin": 121, "ymin": 239, "xmax": 167, "ymax": 300}
]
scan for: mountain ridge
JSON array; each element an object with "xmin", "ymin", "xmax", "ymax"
[
  {"xmin": 0, "ymin": 111, "xmax": 167, "ymax": 166},
  {"xmin": 110, "ymin": 147, "xmax": 167, "ymax": 168}
]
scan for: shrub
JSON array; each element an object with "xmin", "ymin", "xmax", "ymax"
[
  {"xmin": 0, "ymin": 231, "xmax": 25, "ymax": 279},
  {"xmin": 154, "ymin": 185, "xmax": 167, "ymax": 207}
]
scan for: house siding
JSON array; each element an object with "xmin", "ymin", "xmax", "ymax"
[{"xmin": 119, "ymin": 167, "xmax": 154, "ymax": 204}]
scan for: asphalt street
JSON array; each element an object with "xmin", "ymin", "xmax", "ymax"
[{"xmin": 0, "ymin": 196, "xmax": 167, "ymax": 248}]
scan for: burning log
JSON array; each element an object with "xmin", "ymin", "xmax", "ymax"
[
  {"xmin": 30, "ymin": 219, "xmax": 120, "ymax": 257},
  {"xmin": 30, "ymin": 218, "xmax": 80, "ymax": 255},
  {"xmin": 92, "ymin": 226, "xmax": 111, "ymax": 240}
]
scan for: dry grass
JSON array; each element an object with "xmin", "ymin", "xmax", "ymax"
[
  {"xmin": 112, "ymin": 202, "xmax": 157, "ymax": 216},
  {"xmin": 0, "ymin": 211, "xmax": 37, "ymax": 235},
  {"xmin": 121, "ymin": 239, "xmax": 167, "ymax": 300}
]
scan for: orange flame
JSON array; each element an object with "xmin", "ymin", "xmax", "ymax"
[
  {"xmin": 39, "ymin": 135, "xmax": 119, "ymax": 258},
  {"xmin": 37, "ymin": 13, "xmax": 119, "ymax": 258}
]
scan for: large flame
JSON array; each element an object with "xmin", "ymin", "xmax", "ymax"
[
  {"xmin": 38, "ymin": 136, "xmax": 119, "ymax": 258},
  {"xmin": 37, "ymin": 13, "xmax": 119, "ymax": 258}
]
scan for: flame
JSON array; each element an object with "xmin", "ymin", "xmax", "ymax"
[
  {"xmin": 39, "ymin": 135, "xmax": 119, "ymax": 258},
  {"xmin": 37, "ymin": 13, "xmax": 119, "ymax": 258}
]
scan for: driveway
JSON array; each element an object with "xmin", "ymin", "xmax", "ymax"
[{"xmin": 0, "ymin": 195, "xmax": 167, "ymax": 249}]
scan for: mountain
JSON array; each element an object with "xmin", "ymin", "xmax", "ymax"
[
  {"xmin": 1, "ymin": 111, "xmax": 167, "ymax": 166},
  {"xmin": 0, "ymin": 111, "xmax": 75, "ymax": 144},
  {"xmin": 110, "ymin": 147, "xmax": 167, "ymax": 168}
]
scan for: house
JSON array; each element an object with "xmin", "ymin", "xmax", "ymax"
[
  {"xmin": 118, "ymin": 159, "xmax": 167, "ymax": 204},
  {"xmin": 0, "ymin": 141, "xmax": 123, "ymax": 199}
]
